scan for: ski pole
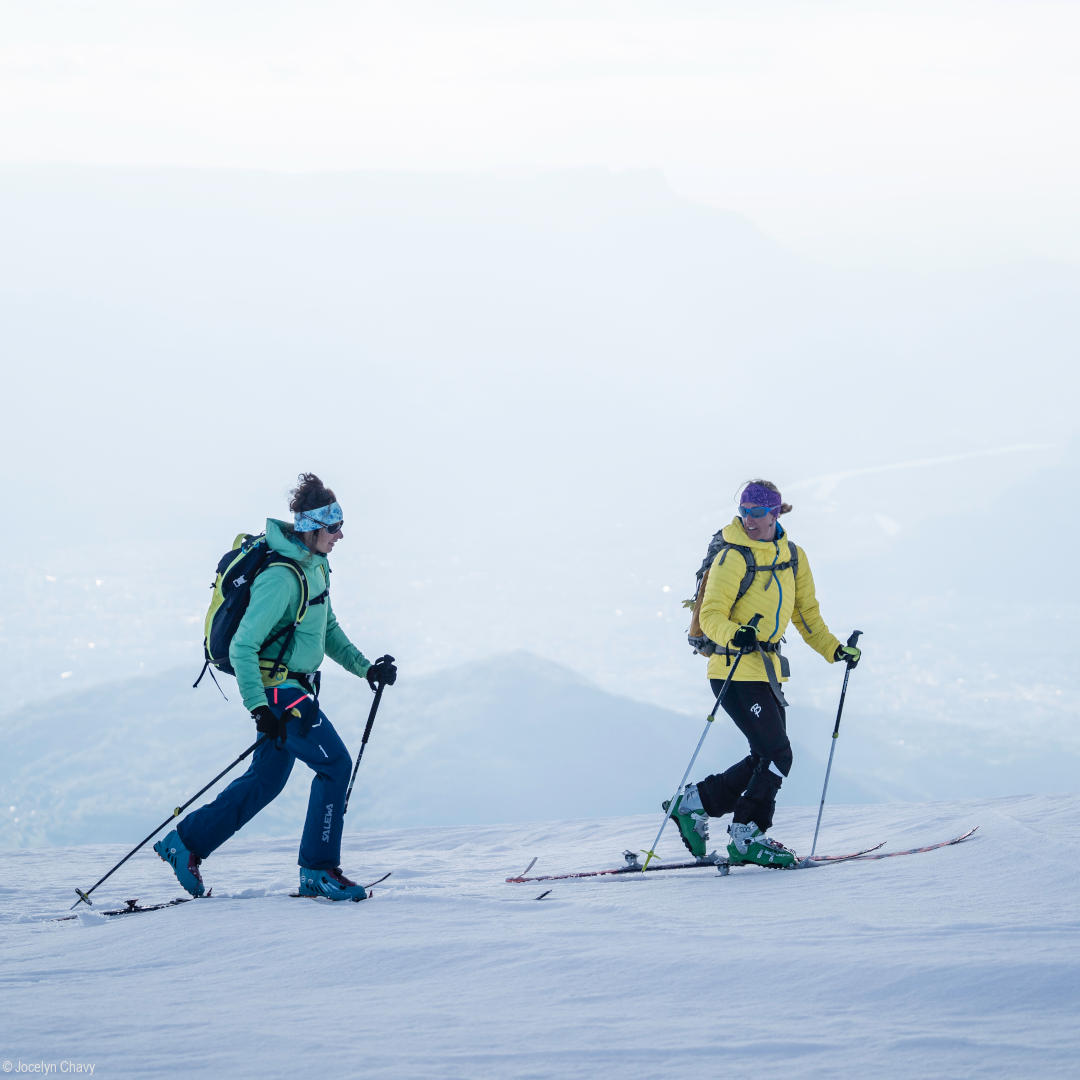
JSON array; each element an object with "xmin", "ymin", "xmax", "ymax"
[
  {"xmin": 809, "ymin": 629, "xmax": 863, "ymax": 858},
  {"xmin": 343, "ymin": 655, "xmax": 394, "ymax": 815},
  {"xmin": 71, "ymin": 735, "xmax": 268, "ymax": 910},
  {"xmin": 641, "ymin": 614, "xmax": 762, "ymax": 870}
]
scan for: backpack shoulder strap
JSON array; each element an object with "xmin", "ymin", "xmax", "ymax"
[
  {"xmin": 257, "ymin": 555, "xmax": 313, "ymax": 681},
  {"xmin": 694, "ymin": 528, "xmax": 727, "ymax": 586},
  {"xmin": 716, "ymin": 541, "xmax": 756, "ymax": 604},
  {"xmin": 687, "ymin": 539, "xmax": 754, "ymax": 655},
  {"xmin": 257, "ymin": 555, "xmax": 311, "ymax": 653},
  {"xmin": 262, "ymin": 553, "xmax": 309, "ymax": 611}
]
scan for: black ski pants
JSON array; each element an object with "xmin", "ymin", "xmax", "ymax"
[{"xmin": 695, "ymin": 678, "xmax": 792, "ymax": 831}]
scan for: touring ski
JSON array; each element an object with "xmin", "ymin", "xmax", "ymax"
[
  {"xmin": 58, "ymin": 872, "xmax": 392, "ymax": 920},
  {"xmin": 56, "ymin": 895, "xmax": 204, "ymax": 920},
  {"xmin": 508, "ymin": 830, "xmax": 977, "ymax": 885},
  {"xmin": 807, "ymin": 826, "xmax": 979, "ymax": 863},
  {"xmin": 506, "ymin": 844, "xmax": 884, "ymax": 884},
  {"xmin": 507, "ymin": 857, "xmax": 715, "ymax": 884},
  {"xmin": 800, "ymin": 842, "xmax": 886, "ymax": 863}
]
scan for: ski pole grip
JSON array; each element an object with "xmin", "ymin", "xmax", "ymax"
[{"xmin": 847, "ymin": 629, "xmax": 862, "ymax": 648}]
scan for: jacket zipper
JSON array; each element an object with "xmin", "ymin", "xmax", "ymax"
[{"xmin": 768, "ymin": 540, "xmax": 783, "ymax": 640}]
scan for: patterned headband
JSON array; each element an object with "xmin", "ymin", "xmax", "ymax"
[{"xmin": 294, "ymin": 501, "xmax": 343, "ymax": 533}]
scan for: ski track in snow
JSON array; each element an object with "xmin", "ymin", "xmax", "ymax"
[{"xmin": 2, "ymin": 796, "xmax": 1079, "ymax": 1079}]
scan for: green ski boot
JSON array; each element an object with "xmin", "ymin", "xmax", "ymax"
[
  {"xmin": 727, "ymin": 821, "xmax": 796, "ymax": 868},
  {"xmin": 662, "ymin": 786, "xmax": 709, "ymax": 859}
]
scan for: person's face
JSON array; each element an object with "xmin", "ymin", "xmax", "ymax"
[
  {"xmin": 739, "ymin": 504, "xmax": 778, "ymax": 542},
  {"xmin": 312, "ymin": 521, "xmax": 343, "ymax": 554}
]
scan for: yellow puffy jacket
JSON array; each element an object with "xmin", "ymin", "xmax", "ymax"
[{"xmin": 699, "ymin": 517, "xmax": 842, "ymax": 684}]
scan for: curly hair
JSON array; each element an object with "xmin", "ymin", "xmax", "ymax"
[{"xmin": 289, "ymin": 472, "xmax": 337, "ymax": 516}]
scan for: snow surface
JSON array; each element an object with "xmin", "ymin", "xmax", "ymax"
[{"xmin": 4, "ymin": 795, "xmax": 1079, "ymax": 1079}]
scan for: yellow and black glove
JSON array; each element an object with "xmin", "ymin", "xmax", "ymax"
[{"xmin": 834, "ymin": 644, "xmax": 862, "ymax": 668}]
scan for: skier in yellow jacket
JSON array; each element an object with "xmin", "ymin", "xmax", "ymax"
[{"xmin": 668, "ymin": 479, "xmax": 861, "ymax": 867}]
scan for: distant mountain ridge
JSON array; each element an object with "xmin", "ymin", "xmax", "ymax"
[{"xmin": 0, "ymin": 650, "xmax": 884, "ymax": 849}]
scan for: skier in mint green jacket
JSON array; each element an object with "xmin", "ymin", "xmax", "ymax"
[{"xmin": 155, "ymin": 473, "xmax": 397, "ymax": 902}]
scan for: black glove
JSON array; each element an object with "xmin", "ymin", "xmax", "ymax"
[
  {"xmin": 834, "ymin": 643, "xmax": 861, "ymax": 668},
  {"xmin": 252, "ymin": 705, "xmax": 287, "ymax": 743},
  {"xmin": 366, "ymin": 654, "xmax": 397, "ymax": 690},
  {"xmin": 732, "ymin": 623, "xmax": 759, "ymax": 652}
]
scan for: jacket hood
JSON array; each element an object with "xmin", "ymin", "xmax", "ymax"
[{"xmin": 265, "ymin": 517, "xmax": 324, "ymax": 568}]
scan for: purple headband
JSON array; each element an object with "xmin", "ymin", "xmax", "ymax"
[{"xmin": 740, "ymin": 483, "xmax": 782, "ymax": 509}]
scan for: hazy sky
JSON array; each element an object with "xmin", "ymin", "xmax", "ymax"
[
  {"xmin": 3, "ymin": 0, "xmax": 1078, "ymax": 268},
  {"xmin": 3, "ymin": 2, "xmax": 1077, "ymax": 725},
  {"xmin": 2, "ymin": 3, "xmax": 1078, "ymax": 821}
]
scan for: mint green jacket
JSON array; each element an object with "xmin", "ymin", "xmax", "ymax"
[{"xmin": 229, "ymin": 518, "xmax": 372, "ymax": 711}]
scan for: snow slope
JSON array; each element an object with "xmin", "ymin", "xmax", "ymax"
[{"xmin": 4, "ymin": 795, "xmax": 1078, "ymax": 1079}]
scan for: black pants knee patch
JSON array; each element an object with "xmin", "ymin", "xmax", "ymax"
[
  {"xmin": 735, "ymin": 763, "xmax": 783, "ymax": 831},
  {"xmin": 697, "ymin": 756, "xmax": 755, "ymax": 818}
]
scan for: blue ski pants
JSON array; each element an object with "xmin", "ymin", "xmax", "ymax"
[{"xmin": 178, "ymin": 687, "xmax": 352, "ymax": 870}]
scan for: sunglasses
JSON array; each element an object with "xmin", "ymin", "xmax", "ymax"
[
  {"xmin": 739, "ymin": 504, "xmax": 778, "ymax": 519},
  {"xmin": 321, "ymin": 520, "xmax": 343, "ymax": 534}
]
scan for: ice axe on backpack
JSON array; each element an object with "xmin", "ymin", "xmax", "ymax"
[
  {"xmin": 641, "ymin": 614, "xmax": 763, "ymax": 871},
  {"xmin": 808, "ymin": 629, "xmax": 863, "ymax": 858},
  {"xmin": 343, "ymin": 655, "xmax": 395, "ymax": 815}
]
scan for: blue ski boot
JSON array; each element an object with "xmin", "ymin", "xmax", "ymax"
[
  {"xmin": 153, "ymin": 829, "xmax": 206, "ymax": 897},
  {"xmin": 298, "ymin": 866, "xmax": 368, "ymax": 902}
]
